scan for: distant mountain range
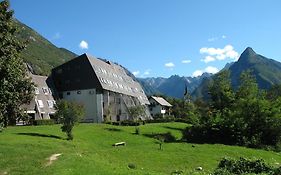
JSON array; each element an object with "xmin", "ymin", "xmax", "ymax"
[
  {"xmin": 138, "ymin": 73, "xmax": 211, "ymax": 98},
  {"xmin": 192, "ymin": 47, "xmax": 281, "ymax": 99},
  {"xmin": 15, "ymin": 20, "xmax": 77, "ymax": 75}
]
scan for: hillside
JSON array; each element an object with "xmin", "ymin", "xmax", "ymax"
[
  {"xmin": 192, "ymin": 47, "xmax": 281, "ymax": 99},
  {"xmin": 1, "ymin": 123, "xmax": 280, "ymax": 175},
  {"xmin": 15, "ymin": 19, "xmax": 77, "ymax": 75},
  {"xmin": 138, "ymin": 73, "xmax": 211, "ymax": 98}
]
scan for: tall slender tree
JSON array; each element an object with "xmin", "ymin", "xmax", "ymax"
[
  {"xmin": 0, "ymin": 0, "xmax": 34, "ymax": 129},
  {"xmin": 209, "ymin": 70, "xmax": 234, "ymax": 114}
]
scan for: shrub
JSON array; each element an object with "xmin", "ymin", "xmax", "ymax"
[
  {"xmin": 120, "ymin": 120, "xmax": 141, "ymax": 126},
  {"xmin": 34, "ymin": 119, "xmax": 54, "ymax": 125},
  {"xmin": 213, "ymin": 157, "xmax": 279, "ymax": 175}
]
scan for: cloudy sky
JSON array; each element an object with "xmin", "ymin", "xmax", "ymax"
[{"xmin": 11, "ymin": 0, "xmax": 281, "ymax": 78}]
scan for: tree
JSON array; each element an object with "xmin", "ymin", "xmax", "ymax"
[
  {"xmin": 104, "ymin": 103, "xmax": 114, "ymax": 122},
  {"xmin": 267, "ymin": 84, "xmax": 281, "ymax": 101},
  {"xmin": 208, "ymin": 70, "xmax": 234, "ymax": 114},
  {"xmin": 0, "ymin": 0, "xmax": 34, "ymax": 129},
  {"xmin": 128, "ymin": 105, "xmax": 145, "ymax": 121},
  {"xmin": 55, "ymin": 100, "xmax": 84, "ymax": 140},
  {"xmin": 236, "ymin": 70, "xmax": 258, "ymax": 100}
]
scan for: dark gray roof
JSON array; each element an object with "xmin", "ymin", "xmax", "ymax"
[
  {"xmin": 150, "ymin": 96, "xmax": 172, "ymax": 107},
  {"xmin": 85, "ymin": 54, "xmax": 149, "ymax": 105},
  {"xmin": 24, "ymin": 74, "xmax": 56, "ymax": 114}
]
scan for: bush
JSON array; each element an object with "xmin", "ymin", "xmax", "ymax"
[
  {"xmin": 213, "ymin": 157, "xmax": 279, "ymax": 175},
  {"xmin": 34, "ymin": 119, "xmax": 54, "ymax": 125},
  {"xmin": 121, "ymin": 120, "xmax": 141, "ymax": 126},
  {"xmin": 147, "ymin": 115, "xmax": 176, "ymax": 123}
]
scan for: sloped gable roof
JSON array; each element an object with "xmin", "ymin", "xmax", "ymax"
[
  {"xmin": 23, "ymin": 74, "xmax": 56, "ymax": 113},
  {"xmin": 150, "ymin": 96, "xmax": 172, "ymax": 107},
  {"xmin": 85, "ymin": 54, "xmax": 149, "ymax": 105}
]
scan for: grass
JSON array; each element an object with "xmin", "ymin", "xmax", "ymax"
[{"xmin": 0, "ymin": 122, "xmax": 280, "ymax": 175}]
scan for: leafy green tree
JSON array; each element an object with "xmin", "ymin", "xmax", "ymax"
[
  {"xmin": 232, "ymin": 70, "xmax": 279, "ymax": 147},
  {"xmin": 209, "ymin": 70, "xmax": 234, "ymax": 114},
  {"xmin": 167, "ymin": 97, "xmax": 199, "ymax": 124},
  {"xmin": 236, "ymin": 70, "xmax": 258, "ymax": 100},
  {"xmin": 128, "ymin": 105, "xmax": 146, "ymax": 121},
  {"xmin": 55, "ymin": 100, "xmax": 84, "ymax": 140},
  {"xmin": 0, "ymin": 0, "xmax": 34, "ymax": 129},
  {"xmin": 267, "ymin": 84, "xmax": 281, "ymax": 101}
]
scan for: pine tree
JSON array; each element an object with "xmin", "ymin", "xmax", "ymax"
[{"xmin": 0, "ymin": 0, "xmax": 34, "ymax": 129}]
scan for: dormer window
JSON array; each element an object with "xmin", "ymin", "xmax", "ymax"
[
  {"xmin": 37, "ymin": 100, "xmax": 44, "ymax": 108},
  {"xmin": 42, "ymin": 87, "xmax": 49, "ymax": 95},
  {"xmin": 47, "ymin": 100, "xmax": 54, "ymax": 108}
]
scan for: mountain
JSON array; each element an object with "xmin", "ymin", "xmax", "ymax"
[
  {"xmin": 192, "ymin": 47, "xmax": 281, "ymax": 99},
  {"xmin": 138, "ymin": 73, "xmax": 211, "ymax": 98},
  {"xmin": 15, "ymin": 20, "xmax": 77, "ymax": 75}
]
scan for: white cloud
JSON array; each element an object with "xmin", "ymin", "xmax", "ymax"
[
  {"xmin": 192, "ymin": 66, "xmax": 219, "ymax": 77},
  {"xmin": 200, "ymin": 44, "xmax": 239, "ymax": 63},
  {"xmin": 132, "ymin": 71, "xmax": 140, "ymax": 76},
  {"xmin": 192, "ymin": 70, "xmax": 203, "ymax": 77},
  {"xmin": 164, "ymin": 62, "xmax": 175, "ymax": 68},
  {"xmin": 79, "ymin": 40, "xmax": 88, "ymax": 49},
  {"xmin": 201, "ymin": 56, "xmax": 215, "ymax": 63},
  {"xmin": 205, "ymin": 66, "xmax": 219, "ymax": 74},
  {"xmin": 182, "ymin": 59, "xmax": 191, "ymax": 64}
]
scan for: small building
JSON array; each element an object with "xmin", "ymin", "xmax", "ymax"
[
  {"xmin": 148, "ymin": 96, "xmax": 172, "ymax": 117},
  {"xmin": 51, "ymin": 53, "xmax": 151, "ymax": 123},
  {"xmin": 23, "ymin": 74, "xmax": 57, "ymax": 122}
]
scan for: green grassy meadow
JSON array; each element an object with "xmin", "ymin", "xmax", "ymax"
[{"xmin": 0, "ymin": 122, "xmax": 280, "ymax": 175}]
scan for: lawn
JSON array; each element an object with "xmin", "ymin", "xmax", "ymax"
[{"xmin": 0, "ymin": 122, "xmax": 280, "ymax": 175}]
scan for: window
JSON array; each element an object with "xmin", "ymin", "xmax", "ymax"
[
  {"xmin": 35, "ymin": 87, "xmax": 39, "ymax": 94},
  {"xmin": 47, "ymin": 100, "xmax": 54, "ymax": 108},
  {"xmin": 67, "ymin": 92, "xmax": 70, "ymax": 95},
  {"xmin": 77, "ymin": 91, "xmax": 81, "ymax": 94},
  {"xmin": 100, "ymin": 77, "xmax": 107, "ymax": 84},
  {"xmin": 42, "ymin": 87, "xmax": 49, "ymax": 94},
  {"xmin": 37, "ymin": 100, "xmax": 44, "ymax": 108}
]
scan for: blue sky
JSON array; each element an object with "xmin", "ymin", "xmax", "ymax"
[{"xmin": 11, "ymin": 0, "xmax": 281, "ymax": 78}]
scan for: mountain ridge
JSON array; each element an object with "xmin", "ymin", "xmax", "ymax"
[
  {"xmin": 138, "ymin": 73, "xmax": 212, "ymax": 98},
  {"xmin": 192, "ymin": 47, "xmax": 281, "ymax": 99}
]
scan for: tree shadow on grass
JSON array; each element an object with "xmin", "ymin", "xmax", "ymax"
[
  {"xmin": 104, "ymin": 128, "xmax": 123, "ymax": 132},
  {"xmin": 16, "ymin": 132, "xmax": 63, "ymax": 140},
  {"xmin": 142, "ymin": 132, "xmax": 181, "ymax": 143}
]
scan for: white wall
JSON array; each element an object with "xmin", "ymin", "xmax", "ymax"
[
  {"xmin": 149, "ymin": 98, "xmax": 167, "ymax": 117},
  {"xmin": 62, "ymin": 88, "xmax": 103, "ymax": 123}
]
